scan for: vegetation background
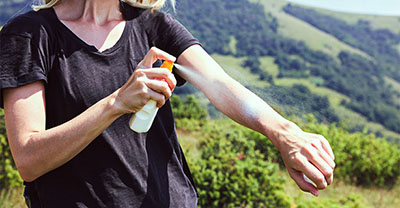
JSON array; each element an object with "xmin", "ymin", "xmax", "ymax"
[{"xmin": 1, "ymin": 0, "xmax": 400, "ymax": 207}]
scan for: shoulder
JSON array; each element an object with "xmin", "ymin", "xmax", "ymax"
[
  {"xmin": 141, "ymin": 10, "xmax": 177, "ymax": 28},
  {"xmin": 123, "ymin": 4, "xmax": 176, "ymax": 30},
  {"xmin": 140, "ymin": 9, "xmax": 173, "ymax": 22},
  {"xmin": 1, "ymin": 9, "xmax": 54, "ymax": 39}
]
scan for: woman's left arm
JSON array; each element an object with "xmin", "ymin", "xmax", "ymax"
[{"xmin": 176, "ymin": 45, "xmax": 335, "ymax": 196}]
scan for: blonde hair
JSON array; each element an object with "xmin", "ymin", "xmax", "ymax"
[{"xmin": 33, "ymin": 0, "xmax": 175, "ymax": 11}]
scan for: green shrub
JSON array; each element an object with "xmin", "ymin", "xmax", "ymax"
[
  {"xmin": 302, "ymin": 115, "xmax": 400, "ymax": 188},
  {"xmin": 174, "ymin": 94, "xmax": 400, "ymax": 207},
  {"xmin": 0, "ymin": 110, "xmax": 23, "ymax": 188},
  {"xmin": 183, "ymin": 117, "xmax": 382, "ymax": 207},
  {"xmin": 243, "ymin": 129, "xmax": 283, "ymax": 166},
  {"xmin": 187, "ymin": 123, "xmax": 292, "ymax": 208},
  {"xmin": 171, "ymin": 95, "xmax": 208, "ymax": 121}
]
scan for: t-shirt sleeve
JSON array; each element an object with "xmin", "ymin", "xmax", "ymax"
[
  {"xmin": 0, "ymin": 15, "xmax": 50, "ymax": 108},
  {"xmin": 145, "ymin": 11, "xmax": 201, "ymax": 86}
]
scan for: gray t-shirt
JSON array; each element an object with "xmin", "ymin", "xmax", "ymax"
[{"xmin": 0, "ymin": 3, "xmax": 199, "ymax": 207}]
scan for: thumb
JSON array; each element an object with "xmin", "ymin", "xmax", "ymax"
[
  {"xmin": 288, "ymin": 168, "xmax": 319, "ymax": 197},
  {"xmin": 138, "ymin": 47, "xmax": 176, "ymax": 69}
]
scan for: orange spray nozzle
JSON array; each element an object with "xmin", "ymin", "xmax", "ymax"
[
  {"xmin": 160, "ymin": 60, "xmax": 174, "ymax": 72},
  {"xmin": 159, "ymin": 60, "xmax": 174, "ymax": 90}
]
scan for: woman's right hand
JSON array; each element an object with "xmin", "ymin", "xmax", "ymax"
[{"xmin": 113, "ymin": 47, "xmax": 177, "ymax": 114}]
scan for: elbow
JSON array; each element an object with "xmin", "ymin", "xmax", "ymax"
[
  {"xmin": 10, "ymin": 134, "xmax": 43, "ymax": 182},
  {"xmin": 17, "ymin": 163, "xmax": 40, "ymax": 182},
  {"xmin": 19, "ymin": 173, "xmax": 37, "ymax": 183},
  {"xmin": 15, "ymin": 156, "xmax": 40, "ymax": 182}
]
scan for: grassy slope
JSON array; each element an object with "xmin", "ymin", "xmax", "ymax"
[
  {"xmin": 257, "ymin": 0, "xmax": 400, "ymax": 133},
  {"xmin": 250, "ymin": 0, "xmax": 371, "ymax": 60},
  {"xmin": 285, "ymin": 3, "xmax": 400, "ymax": 119},
  {"xmin": 211, "ymin": 54, "xmax": 271, "ymax": 88},
  {"xmin": 385, "ymin": 76, "xmax": 400, "ymax": 92},
  {"xmin": 275, "ymin": 77, "xmax": 400, "ymax": 143},
  {"xmin": 312, "ymin": 8, "xmax": 400, "ymax": 34},
  {"xmin": 385, "ymin": 76, "xmax": 400, "ymax": 111},
  {"xmin": 280, "ymin": 168, "xmax": 400, "ymax": 208}
]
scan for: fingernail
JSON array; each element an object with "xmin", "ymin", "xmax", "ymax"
[
  {"xmin": 311, "ymin": 190, "xmax": 319, "ymax": 197},
  {"xmin": 168, "ymin": 56, "xmax": 176, "ymax": 62}
]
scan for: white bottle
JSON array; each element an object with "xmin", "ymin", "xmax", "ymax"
[
  {"xmin": 129, "ymin": 100, "xmax": 159, "ymax": 133},
  {"xmin": 129, "ymin": 60, "xmax": 174, "ymax": 133}
]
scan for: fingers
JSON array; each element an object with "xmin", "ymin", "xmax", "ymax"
[
  {"xmin": 145, "ymin": 79, "xmax": 173, "ymax": 105},
  {"xmin": 138, "ymin": 47, "xmax": 176, "ymax": 69},
  {"xmin": 302, "ymin": 133, "xmax": 335, "ymax": 179},
  {"xmin": 315, "ymin": 151, "xmax": 334, "ymax": 185},
  {"xmin": 315, "ymin": 141, "xmax": 336, "ymax": 169},
  {"xmin": 290, "ymin": 152, "xmax": 328, "ymax": 190},
  {"xmin": 308, "ymin": 133, "xmax": 335, "ymax": 161},
  {"xmin": 134, "ymin": 75, "xmax": 173, "ymax": 107},
  {"xmin": 145, "ymin": 88, "xmax": 167, "ymax": 108},
  {"xmin": 302, "ymin": 158, "xmax": 329, "ymax": 189},
  {"xmin": 302, "ymin": 144, "xmax": 334, "ymax": 185},
  {"xmin": 136, "ymin": 68, "xmax": 177, "ymax": 91},
  {"xmin": 117, "ymin": 74, "xmax": 173, "ymax": 113},
  {"xmin": 321, "ymin": 136, "xmax": 335, "ymax": 160},
  {"xmin": 305, "ymin": 133, "xmax": 335, "ymax": 160},
  {"xmin": 135, "ymin": 47, "xmax": 177, "ymax": 91},
  {"xmin": 287, "ymin": 168, "xmax": 319, "ymax": 196}
]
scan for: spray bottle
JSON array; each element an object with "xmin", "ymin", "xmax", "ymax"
[{"xmin": 129, "ymin": 60, "xmax": 174, "ymax": 133}]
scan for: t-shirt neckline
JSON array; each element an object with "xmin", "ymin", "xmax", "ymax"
[{"xmin": 49, "ymin": 7, "xmax": 130, "ymax": 55}]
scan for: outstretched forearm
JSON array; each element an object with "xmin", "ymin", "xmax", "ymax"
[
  {"xmin": 197, "ymin": 73, "xmax": 293, "ymax": 148},
  {"xmin": 177, "ymin": 45, "xmax": 335, "ymax": 196},
  {"xmin": 176, "ymin": 46, "xmax": 290, "ymax": 147}
]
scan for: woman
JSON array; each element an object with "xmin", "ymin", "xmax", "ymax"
[{"xmin": 0, "ymin": 0, "xmax": 335, "ymax": 207}]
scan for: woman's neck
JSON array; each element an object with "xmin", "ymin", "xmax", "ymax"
[
  {"xmin": 53, "ymin": 0, "xmax": 126, "ymax": 52},
  {"xmin": 54, "ymin": 0, "xmax": 123, "ymax": 25}
]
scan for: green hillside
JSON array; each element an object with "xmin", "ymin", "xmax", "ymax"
[
  {"xmin": 175, "ymin": 0, "xmax": 400, "ymax": 144},
  {"xmin": 312, "ymin": 7, "xmax": 400, "ymax": 34},
  {"xmin": 249, "ymin": 0, "xmax": 371, "ymax": 59}
]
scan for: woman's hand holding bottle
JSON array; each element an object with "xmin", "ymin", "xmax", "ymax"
[{"xmin": 113, "ymin": 47, "xmax": 177, "ymax": 117}]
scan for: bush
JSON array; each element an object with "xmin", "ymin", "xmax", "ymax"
[
  {"xmin": 174, "ymin": 93, "xmax": 399, "ymax": 206},
  {"xmin": 181, "ymin": 117, "xmax": 379, "ymax": 207},
  {"xmin": 242, "ymin": 129, "xmax": 283, "ymax": 166},
  {"xmin": 0, "ymin": 110, "xmax": 22, "ymax": 188},
  {"xmin": 302, "ymin": 115, "xmax": 400, "ymax": 188},
  {"xmin": 187, "ymin": 122, "xmax": 292, "ymax": 208},
  {"xmin": 170, "ymin": 95, "xmax": 208, "ymax": 122},
  {"xmin": 218, "ymin": 114, "xmax": 400, "ymax": 188}
]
